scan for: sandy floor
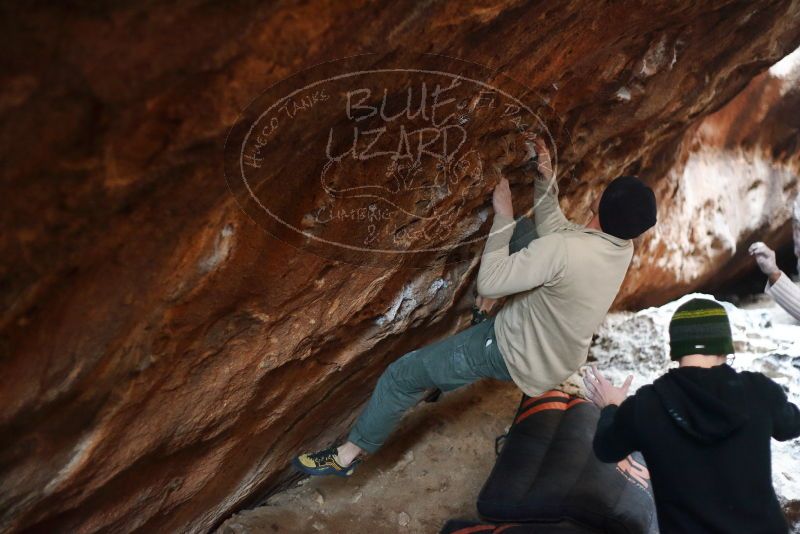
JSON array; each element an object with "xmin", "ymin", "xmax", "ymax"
[{"xmin": 217, "ymin": 379, "xmax": 521, "ymax": 533}]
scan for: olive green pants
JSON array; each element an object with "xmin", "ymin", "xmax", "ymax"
[{"xmin": 347, "ymin": 217, "xmax": 538, "ymax": 454}]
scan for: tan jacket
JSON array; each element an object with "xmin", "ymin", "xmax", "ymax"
[{"xmin": 477, "ymin": 178, "xmax": 633, "ymax": 396}]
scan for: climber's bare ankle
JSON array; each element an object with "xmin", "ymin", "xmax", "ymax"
[{"xmin": 336, "ymin": 441, "xmax": 363, "ymax": 467}]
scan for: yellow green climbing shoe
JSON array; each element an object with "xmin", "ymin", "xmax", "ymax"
[{"xmin": 292, "ymin": 446, "xmax": 360, "ymax": 478}]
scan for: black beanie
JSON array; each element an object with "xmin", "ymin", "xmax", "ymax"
[
  {"xmin": 669, "ymin": 298, "xmax": 735, "ymax": 361},
  {"xmin": 598, "ymin": 175, "xmax": 657, "ymax": 239}
]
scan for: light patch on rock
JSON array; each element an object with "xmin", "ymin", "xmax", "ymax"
[
  {"xmin": 769, "ymin": 45, "xmax": 800, "ymax": 90},
  {"xmin": 653, "ymin": 148, "xmax": 798, "ymax": 284},
  {"xmin": 375, "ymin": 286, "xmax": 410, "ymax": 325},
  {"xmin": 44, "ymin": 430, "xmax": 100, "ymax": 495},
  {"xmin": 375, "ymin": 283, "xmax": 419, "ymax": 326},
  {"xmin": 199, "ymin": 224, "xmax": 235, "ymax": 273},
  {"xmin": 375, "ymin": 272, "xmax": 450, "ymax": 327},
  {"xmin": 638, "ymin": 34, "xmax": 670, "ymax": 78},
  {"xmin": 428, "ymin": 277, "xmax": 449, "ymax": 297}
]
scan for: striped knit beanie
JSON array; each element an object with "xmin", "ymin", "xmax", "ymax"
[{"xmin": 668, "ymin": 298, "xmax": 734, "ymax": 361}]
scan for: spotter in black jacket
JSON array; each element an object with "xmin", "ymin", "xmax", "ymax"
[{"xmin": 593, "ymin": 364, "xmax": 800, "ymax": 534}]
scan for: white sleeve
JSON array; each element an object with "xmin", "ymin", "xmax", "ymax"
[{"xmin": 765, "ymin": 272, "xmax": 800, "ymax": 322}]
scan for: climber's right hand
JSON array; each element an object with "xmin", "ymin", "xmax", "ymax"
[{"xmin": 523, "ymin": 134, "xmax": 553, "ymax": 180}]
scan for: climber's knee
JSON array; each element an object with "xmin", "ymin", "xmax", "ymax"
[{"xmin": 381, "ymin": 350, "xmax": 430, "ymax": 396}]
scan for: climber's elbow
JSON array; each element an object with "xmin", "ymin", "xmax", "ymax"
[
  {"xmin": 476, "ymin": 277, "xmax": 492, "ymax": 299},
  {"xmin": 476, "ymin": 277, "xmax": 504, "ymax": 300}
]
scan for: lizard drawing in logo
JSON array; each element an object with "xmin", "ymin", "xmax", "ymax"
[{"xmin": 319, "ymin": 145, "xmax": 485, "ymax": 249}]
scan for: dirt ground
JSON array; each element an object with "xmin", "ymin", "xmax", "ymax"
[{"xmin": 216, "ymin": 378, "xmax": 521, "ymax": 533}]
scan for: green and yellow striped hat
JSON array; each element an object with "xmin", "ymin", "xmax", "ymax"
[{"xmin": 668, "ymin": 298, "xmax": 734, "ymax": 360}]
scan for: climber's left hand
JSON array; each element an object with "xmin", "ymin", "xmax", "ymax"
[{"xmin": 492, "ymin": 177, "xmax": 514, "ymax": 219}]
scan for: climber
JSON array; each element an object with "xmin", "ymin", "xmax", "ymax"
[
  {"xmin": 292, "ymin": 135, "xmax": 657, "ymax": 478},
  {"xmin": 585, "ymin": 298, "xmax": 800, "ymax": 533}
]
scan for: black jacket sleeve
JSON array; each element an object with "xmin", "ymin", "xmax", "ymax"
[
  {"xmin": 763, "ymin": 377, "xmax": 800, "ymax": 441},
  {"xmin": 593, "ymin": 397, "xmax": 639, "ymax": 463}
]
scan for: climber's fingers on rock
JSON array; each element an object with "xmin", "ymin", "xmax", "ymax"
[
  {"xmin": 493, "ymin": 178, "xmax": 510, "ymax": 199},
  {"xmin": 529, "ymin": 138, "xmax": 545, "ymax": 161},
  {"xmin": 522, "ymin": 139, "xmax": 537, "ymax": 161},
  {"xmin": 532, "ymin": 136, "xmax": 549, "ymax": 154},
  {"xmin": 533, "ymin": 140, "xmax": 553, "ymax": 178},
  {"xmin": 492, "ymin": 177, "xmax": 514, "ymax": 218}
]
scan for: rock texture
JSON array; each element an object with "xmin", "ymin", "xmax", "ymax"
[
  {"xmin": 620, "ymin": 46, "xmax": 800, "ymax": 307},
  {"xmin": 2, "ymin": 2, "xmax": 800, "ymax": 533}
]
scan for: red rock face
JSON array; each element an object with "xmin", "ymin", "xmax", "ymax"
[
  {"xmin": 620, "ymin": 55, "xmax": 800, "ymax": 307},
  {"xmin": 1, "ymin": 2, "xmax": 800, "ymax": 532}
]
